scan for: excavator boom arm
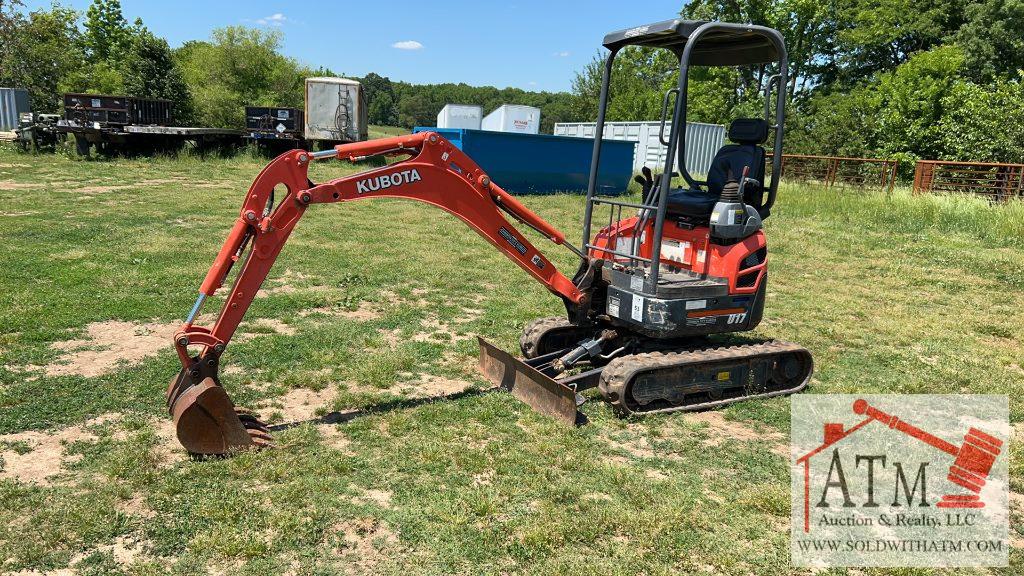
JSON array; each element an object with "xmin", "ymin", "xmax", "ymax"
[{"xmin": 174, "ymin": 131, "xmax": 582, "ymax": 365}]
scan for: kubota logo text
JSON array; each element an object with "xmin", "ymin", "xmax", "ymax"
[{"xmin": 356, "ymin": 169, "xmax": 422, "ymax": 194}]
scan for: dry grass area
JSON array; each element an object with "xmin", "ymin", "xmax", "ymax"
[{"xmin": 0, "ymin": 147, "xmax": 1020, "ymax": 575}]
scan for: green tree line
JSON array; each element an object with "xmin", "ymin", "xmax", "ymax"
[
  {"xmin": 0, "ymin": 0, "xmax": 581, "ymax": 132},
  {"xmin": 572, "ymin": 0, "xmax": 1024, "ymax": 165}
]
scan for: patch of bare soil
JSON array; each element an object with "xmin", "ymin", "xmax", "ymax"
[
  {"xmin": 194, "ymin": 181, "xmax": 234, "ymax": 189},
  {"xmin": 684, "ymin": 411, "xmax": 789, "ymax": 458},
  {"xmin": 645, "ymin": 468, "xmax": 670, "ymax": 480},
  {"xmin": 0, "ymin": 413, "xmax": 187, "ymax": 484},
  {"xmin": 69, "ymin": 534, "xmax": 152, "ymax": 566},
  {"xmin": 0, "ymin": 180, "xmax": 41, "ymax": 190},
  {"xmin": 256, "ymin": 269, "xmax": 321, "ymax": 298},
  {"xmin": 0, "ymin": 162, "xmax": 30, "ymax": 168},
  {"xmin": 0, "ymin": 414, "xmax": 118, "ymax": 485},
  {"xmin": 0, "ymin": 210, "xmax": 38, "ymax": 217},
  {"xmin": 397, "ymin": 374, "xmax": 473, "ymax": 398},
  {"xmin": 240, "ymin": 318, "xmax": 296, "ymax": 337},
  {"xmin": 409, "ymin": 314, "xmax": 476, "ymax": 343},
  {"xmin": 46, "ymin": 320, "xmax": 181, "ymax": 378},
  {"xmin": 319, "ymin": 424, "xmax": 354, "ymax": 452},
  {"xmin": 74, "ymin": 178, "xmax": 183, "ymax": 195},
  {"xmin": 329, "ymin": 517, "xmax": 399, "ymax": 572},
  {"xmin": 261, "ymin": 386, "xmax": 339, "ymax": 423},
  {"xmin": 600, "ymin": 432, "xmax": 664, "ymax": 460},
  {"xmin": 354, "ymin": 487, "xmax": 393, "ymax": 508},
  {"xmin": 150, "ymin": 416, "xmax": 187, "ymax": 467},
  {"xmin": 599, "ymin": 412, "xmax": 786, "ymax": 462}
]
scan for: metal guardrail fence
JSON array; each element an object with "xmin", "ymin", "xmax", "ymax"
[
  {"xmin": 767, "ymin": 153, "xmax": 899, "ymax": 192},
  {"xmin": 912, "ymin": 160, "xmax": 1024, "ymax": 201}
]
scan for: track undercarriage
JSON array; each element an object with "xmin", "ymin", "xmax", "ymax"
[{"xmin": 483, "ymin": 316, "xmax": 813, "ymax": 424}]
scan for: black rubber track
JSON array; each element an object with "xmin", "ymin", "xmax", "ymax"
[{"xmin": 598, "ymin": 340, "xmax": 813, "ymax": 416}]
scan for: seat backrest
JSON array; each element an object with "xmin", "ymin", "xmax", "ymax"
[{"xmin": 706, "ymin": 118, "xmax": 768, "ymax": 206}]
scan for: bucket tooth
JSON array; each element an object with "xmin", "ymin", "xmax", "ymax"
[
  {"xmin": 168, "ymin": 374, "xmax": 263, "ymax": 455},
  {"xmin": 477, "ymin": 337, "xmax": 581, "ymax": 426}
]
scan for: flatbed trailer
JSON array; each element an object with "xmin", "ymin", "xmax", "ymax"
[{"xmin": 58, "ymin": 123, "xmax": 244, "ymax": 155}]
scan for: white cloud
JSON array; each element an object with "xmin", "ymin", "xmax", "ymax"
[
  {"xmin": 392, "ymin": 40, "xmax": 424, "ymax": 51},
  {"xmin": 528, "ymin": 81, "xmax": 538, "ymax": 86},
  {"xmin": 553, "ymin": 50, "xmax": 570, "ymax": 57},
  {"xmin": 256, "ymin": 13, "xmax": 287, "ymax": 26}
]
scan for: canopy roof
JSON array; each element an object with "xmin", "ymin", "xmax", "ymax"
[{"xmin": 602, "ymin": 19, "xmax": 782, "ymax": 66}]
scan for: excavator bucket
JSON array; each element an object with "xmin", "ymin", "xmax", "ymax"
[
  {"xmin": 477, "ymin": 337, "xmax": 581, "ymax": 426},
  {"xmin": 166, "ymin": 371, "xmax": 271, "ymax": 456}
]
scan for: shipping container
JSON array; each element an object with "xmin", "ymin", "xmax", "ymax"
[
  {"xmin": 437, "ymin": 104, "xmax": 482, "ymax": 130},
  {"xmin": 63, "ymin": 93, "xmax": 171, "ymax": 127},
  {"xmin": 553, "ymin": 121, "xmax": 725, "ymax": 176},
  {"xmin": 304, "ymin": 77, "xmax": 367, "ymax": 142},
  {"xmin": 413, "ymin": 127, "xmax": 634, "ymax": 195},
  {"xmin": 1, "ymin": 88, "xmax": 31, "ymax": 132},
  {"xmin": 245, "ymin": 106, "xmax": 304, "ymax": 139},
  {"xmin": 481, "ymin": 104, "xmax": 540, "ymax": 134}
]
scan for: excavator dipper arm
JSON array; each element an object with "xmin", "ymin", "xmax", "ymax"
[{"xmin": 168, "ymin": 132, "xmax": 584, "ymax": 455}]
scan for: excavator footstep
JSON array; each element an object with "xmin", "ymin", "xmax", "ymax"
[
  {"xmin": 170, "ymin": 377, "xmax": 268, "ymax": 455},
  {"xmin": 477, "ymin": 337, "xmax": 582, "ymax": 426}
]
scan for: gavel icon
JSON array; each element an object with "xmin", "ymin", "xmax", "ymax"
[{"xmin": 853, "ymin": 399, "xmax": 1003, "ymax": 508}]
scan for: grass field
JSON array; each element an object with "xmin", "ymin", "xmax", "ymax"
[{"xmin": 0, "ymin": 145, "xmax": 1021, "ymax": 575}]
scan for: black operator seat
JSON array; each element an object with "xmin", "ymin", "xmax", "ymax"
[{"xmin": 666, "ymin": 118, "xmax": 769, "ymax": 219}]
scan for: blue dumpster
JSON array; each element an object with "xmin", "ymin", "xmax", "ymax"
[{"xmin": 412, "ymin": 127, "xmax": 634, "ymax": 195}]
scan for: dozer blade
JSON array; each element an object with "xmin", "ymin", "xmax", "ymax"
[
  {"xmin": 477, "ymin": 337, "xmax": 581, "ymax": 426},
  {"xmin": 168, "ymin": 374, "xmax": 267, "ymax": 456}
]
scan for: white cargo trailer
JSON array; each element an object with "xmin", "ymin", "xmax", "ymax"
[
  {"xmin": 437, "ymin": 104, "xmax": 482, "ymax": 130},
  {"xmin": 553, "ymin": 121, "xmax": 725, "ymax": 176},
  {"xmin": 1, "ymin": 87, "xmax": 30, "ymax": 133},
  {"xmin": 304, "ymin": 77, "xmax": 367, "ymax": 143},
  {"xmin": 481, "ymin": 104, "xmax": 540, "ymax": 134}
]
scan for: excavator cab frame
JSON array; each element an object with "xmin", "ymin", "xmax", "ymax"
[{"xmin": 581, "ymin": 19, "xmax": 789, "ymax": 294}]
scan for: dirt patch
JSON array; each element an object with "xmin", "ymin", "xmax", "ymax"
[
  {"xmin": 0, "ymin": 180, "xmax": 41, "ymax": 190},
  {"xmin": 46, "ymin": 320, "xmax": 181, "ymax": 378},
  {"xmin": 118, "ymin": 494, "xmax": 157, "ymax": 519},
  {"xmin": 684, "ymin": 411, "xmax": 789, "ymax": 458},
  {"xmin": 645, "ymin": 468, "xmax": 670, "ymax": 480},
  {"xmin": 398, "ymin": 374, "xmax": 474, "ymax": 398},
  {"xmin": 601, "ymin": 432, "xmax": 662, "ymax": 460},
  {"xmin": 256, "ymin": 269, "xmax": 321, "ymax": 298},
  {"xmin": 73, "ymin": 179, "xmax": 182, "ymax": 195},
  {"xmin": 354, "ymin": 487, "xmax": 393, "ymax": 508},
  {"xmin": 599, "ymin": 412, "xmax": 786, "ymax": 462},
  {"xmin": 245, "ymin": 318, "xmax": 296, "ymax": 337},
  {"xmin": 150, "ymin": 416, "xmax": 187, "ymax": 467},
  {"xmin": 0, "ymin": 210, "xmax": 38, "ymax": 217},
  {"xmin": 194, "ymin": 181, "xmax": 234, "ymax": 189},
  {"xmin": 0, "ymin": 414, "xmax": 118, "ymax": 485},
  {"xmin": 261, "ymin": 386, "xmax": 339, "ymax": 423},
  {"xmin": 329, "ymin": 517, "xmax": 399, "ymax": 570},
  {"xmin": 319, "ymin": 424, "xmax": 353, "ymax": 452},
  {"xmin": 0, "ymin": 413, "xmax": 188, "ymax": 485},
  {"xmin": 410, "ymin": 314, "xmax": 476, "ymax": 343},
  {"xmin": 0, "ymin": 162, "xmax": 31, "ymax": 168}
]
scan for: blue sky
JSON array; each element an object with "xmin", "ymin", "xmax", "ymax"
[{"xmin": 22, "ymin": 1, "xmax": 685, "ymax": 92}]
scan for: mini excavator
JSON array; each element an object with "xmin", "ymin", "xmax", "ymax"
[{"xmin": 167, "ymin": 19, "xmax": 813, "ymax": 455}]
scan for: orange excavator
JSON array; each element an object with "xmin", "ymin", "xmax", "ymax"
[{"xmin": 167, "ymin": 19, "xmax": 813, "ymax": 455}]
